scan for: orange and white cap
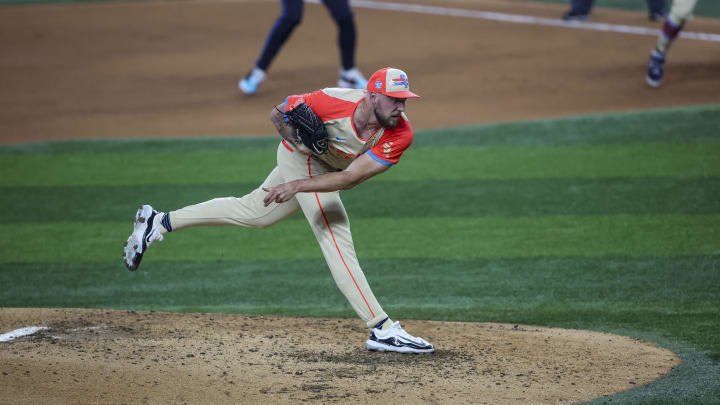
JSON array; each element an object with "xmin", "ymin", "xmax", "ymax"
[{"xmin": 367, "ymin": 67, "xmax": 420, "ymax": 98}]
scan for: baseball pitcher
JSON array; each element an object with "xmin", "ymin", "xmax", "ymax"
[{"xmin": 123, "ymin": 67, "xmax": 435, "ymax": 354}]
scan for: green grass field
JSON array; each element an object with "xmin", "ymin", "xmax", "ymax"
[{"xmin": 1, "ymin": 105, "xmax": 719, "ymax": 404}]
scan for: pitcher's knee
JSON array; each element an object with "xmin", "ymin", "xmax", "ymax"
[{"xmin": 251, "ymin": 222, "xmax": 273, "ymax": 230}]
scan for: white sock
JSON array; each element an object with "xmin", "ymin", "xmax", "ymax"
[{"xmin": 154, "ymin": 212, "xmax": 169, "ymax": 235}]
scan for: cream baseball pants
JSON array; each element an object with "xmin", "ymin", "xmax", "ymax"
[{"xmin": 167, "ymin": 142, "xmax": 388, "ymax": 328}]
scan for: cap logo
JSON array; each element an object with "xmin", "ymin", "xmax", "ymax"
[
  {"xmin": 391, "ymin": 74, "xmax": 409, "ymax": 89},
  {"xmin": 374, "ymin": 80, "xmax": 383, "ymax": 90}
]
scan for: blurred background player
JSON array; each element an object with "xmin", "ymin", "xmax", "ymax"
[
  {"xmin": 646, "ymin": 0, "xmax": 699, "ymax": 88},
  {"xmin": 563, "ymin": 0, "xmax": 667, "ymax": 21},
  {"xmin": 239, "ymin": 0, "xmax": 367, "ymax": 94}
]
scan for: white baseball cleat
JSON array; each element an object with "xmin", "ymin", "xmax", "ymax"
[
  {"xmin": 123, "ymin": 204, "xmax": 164, "ymax": 271},
  {"xmin": 366, "ymin": 321, "xmax": 435, "ymax": 353},
  {"xmin": 239, "ymin": 76, "xmax": 259, "ymax": 95},
  {"xmin": 337, "ymin": 67, "xmax": 368, "ymax": 89},
  {"xmin": 239, "ymin": 67, "xmax": 266, "ymax": 95}
]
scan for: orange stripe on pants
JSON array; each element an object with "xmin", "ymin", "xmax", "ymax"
[{"xmin": 307, "ymin": 156, "xmax": 375, "ymax": 319}]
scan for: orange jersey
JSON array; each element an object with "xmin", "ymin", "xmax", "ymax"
[{"xmin": 283, "ymin": 88, "xmax": 413, "ymax": 170}]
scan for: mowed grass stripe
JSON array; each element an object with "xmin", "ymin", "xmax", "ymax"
[
  {"xmin": 2, "ymin": 176, "xmax": 719, "ymax": 223},
  {"xmin": 1, "ymin": 256, "xmax": 718, "ymax": 351},
  {"xmin": 0, "ymin": 137, "xmax": 279, "ymax": 156},
  {"xmin": 415, "ymin": 104, "xmax": 720, "ymax": 148},
  {"xmin": 2, "ymin": 142, "xmax": 718, "ymax": 186},
  {"xmin": 1, "ymin": 214, "xmax": 718, "ymax": 263},
  {"xmin": 0, "ymin": 149, "xmax": 277, "ymax": 186},
  {"xmin": 395, "ymin": 143, "xmax": 719, "ymax": 181},
  {"xmin": 2, "ymin": 106, "xmax": 719, "ymax": 156}
]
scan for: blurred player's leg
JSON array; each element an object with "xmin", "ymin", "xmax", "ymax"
[
  {"xmin": 239, "ymin": 0, "xmax": 303, "ymax": 94},
  {"xmin": 647, "ymin": 0, "xmax": 667, "ymax": 21},
  {"xmin": 562, "ymin": 0, "xmax": 593, "ymax": 21},
  {"xmin": 646, "ymin": 0, "xmax": 698, "ymax": 87},
  {"xmin": 322, "ymin": 0, "xmax": 368, "ymax": 89}
]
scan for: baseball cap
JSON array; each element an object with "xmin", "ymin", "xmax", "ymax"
[{"xmin": 367, "ymin": 67, "xmax": 420, "ymax": 98}]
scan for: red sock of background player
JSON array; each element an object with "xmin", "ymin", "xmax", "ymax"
[{"xmin": 656, "ymin": 15, "xmax": 684, "ymax": 54}]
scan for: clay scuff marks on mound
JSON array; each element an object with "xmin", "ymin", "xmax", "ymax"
[{"xmin": 0, "ymin": 308, "xmax": 680, "ymax": 404}]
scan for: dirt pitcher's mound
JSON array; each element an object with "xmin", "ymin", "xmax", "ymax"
[{"xmin": 0, "ymin": 308, "xmax": 678, "ymax": 404}]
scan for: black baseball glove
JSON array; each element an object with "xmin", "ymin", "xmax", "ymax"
[{"xmin": 285, "ymin": 102, "xmax": 328, "ymax": 155}]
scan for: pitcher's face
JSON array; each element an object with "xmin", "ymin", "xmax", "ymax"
[{"xmin": 373, "ymin": 94, "xmax": 406, "ymax": 129}]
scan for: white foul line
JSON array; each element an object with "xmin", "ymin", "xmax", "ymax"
[
  {"xmin": 324, "ymin": 0, "xmax": 720, "ymax": 42},
  {"xmin": 0, "ymin": 326, "xmax": 49, "ymax": 342}
]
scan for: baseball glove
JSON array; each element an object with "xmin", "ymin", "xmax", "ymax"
[{"xmin": 285, "ymin": 102, "xmax": 328, "ymax": 155}]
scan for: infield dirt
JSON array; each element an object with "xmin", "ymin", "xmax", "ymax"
[
  {"xmin": 1, "ymin": 308, "xmax": 680, "ymax": 404},
  {"xmin": 0, "ymin": 0, "xmax": 717, "ymax": 403},
  {"xmin": 1, "ymin": 0, "xmax": 719, "ymax": 144}
]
